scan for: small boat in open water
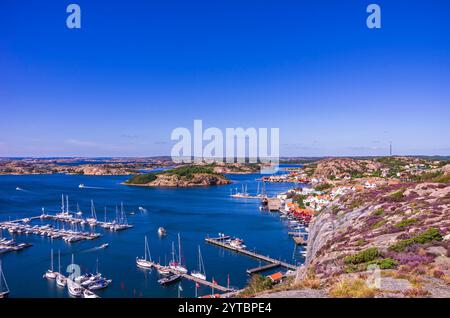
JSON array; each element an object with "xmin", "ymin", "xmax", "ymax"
[{"xmin": 158, "ymin": 227, "xmax": 167, "ymax": 236}]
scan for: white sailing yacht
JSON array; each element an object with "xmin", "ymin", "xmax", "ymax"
[
  {"xmin": 43, "ymin": 248, "xmax": 57, "ymax": 279},
  {"xmin": 136, "ymin": 236, "xmax": 154, "ymax": 269},
  {"xmin": 67, "ymin": 254, "xmax": 83, "ymax": 297},
  {"xmin": 190, "ymin": 245, "xmax": 206, "ymax": 280},
  {"xmin": 67, "ymin": 279, "xmax": 83, "ymax": 297},
  {"xmin": 86, "ymin": 200, "xmax": 97, "ymax": 224},
  {"xmin": 0, "ymin": 260, "xmax": 9, "ymax": 298},
  {"xmin": 56, "ymin": 195, "xmax": 72, "ymax": 219},
  {"xmin": 56, "ymin": 250, "xmax": 67, "ymax": 287},
  {"xmin": 169, "ymin": 233, "xmax": 188, "ymax": 274}
]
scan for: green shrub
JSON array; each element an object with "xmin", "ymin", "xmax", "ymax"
[
  {"xmin": 389, "ymin": 228, "xmax": 442, "ymax": 252},
  {"xmin": 388, "ymin": 189, "xmax": 405, "ymax": 202},
  {"xmin": 239, "ymin": 275, "xmax": 273, "ymax": 297},
  {"xmin": 395, "ymin": 218, "xmax": 418, "ymax": 228},
  {"xmin": 373, "ymin": 208, "xmax": 384, "ymax": 216},
  {"xmin": 125, "ymin": 173, "xmax": 157, "ymax": 184},
  {"xmin": 314, "ymin": 183, "xmax": 332, "ymax": 191},
  {"xmin": 372, "ymin": 220, "xmax": 387, "ymax": 229},
  {"xmin": 368, "ymin": 258, "xmax": 398, "ymax": 269},
  {"xmin": 344, "ymin": 248, "xmax": 380, "ymax": 265},
  {"xmin": 292, "ymin": 194, "xmax": 307, "ymax": 209},
  {"xmin": 356, "ymin": 239, "xmax": 366, "ymax": 246}
]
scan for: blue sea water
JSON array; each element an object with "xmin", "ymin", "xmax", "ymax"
[{"xmin": 0, "ymin": 166, "xmax": 305, "ymax": 298}]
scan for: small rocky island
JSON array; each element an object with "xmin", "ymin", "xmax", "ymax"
[{"xmin": 123, "ymin": 165, "xmax": 232, "ymax": 187}]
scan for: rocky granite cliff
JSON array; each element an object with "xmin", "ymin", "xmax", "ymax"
[
  {"xmin": 286, "ymin": 182, "xmax": 450, "ymax": 297},
  {"xmin": 250, "ymin": 157, "xmax": 450, "ymax": 298}
]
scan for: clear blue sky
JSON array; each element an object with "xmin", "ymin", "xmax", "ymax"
[{"xmin": 1, "ymin": 0, "xmax": 449, "ymax": 157}]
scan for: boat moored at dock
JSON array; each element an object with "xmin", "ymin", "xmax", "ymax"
[
  {"xmin": 43, "ymin": 249, "xmax": 57, "ymax": 280},
  {"xmin": 136, "ymin": 236, "xmax": 154, "ymax": 269}
]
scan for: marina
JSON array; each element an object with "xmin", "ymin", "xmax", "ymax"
[
  {"xmin": 0, "ymin": 221, "xmax": 101, "ymax": 243},
  {"xmin": 0, "ymin": 169, "xmax": 303, "ymax": 298},
  {"xmin": 0, "ymin": 237, "xmax": 32, "ymax": 255}
]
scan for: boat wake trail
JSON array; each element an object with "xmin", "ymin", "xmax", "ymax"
[
  {"xmin": 78, "ymin": 185, "xmax": 109, "ymax": 190},
  {"xmin": 81, "ymin": 244, "xmax": 109, "ymax": 254}
]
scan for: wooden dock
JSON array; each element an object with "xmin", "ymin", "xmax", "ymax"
[
  {"xmin": 152, "ymin": 263, "xmax": 234, "ymax": 293},
  {"xmin": 246, "ymin": 262, "xmax": 281, "ymax": 274},
  {"xmin": 180, "ymin": 273, "xmax": 233, "ymax": 292},
  {"xmin": 287, "ymin": 231, "xmax": 308, "ymax": 236},
  {"xmin": 205, "ymin": 237, "xmax": 297, "ymax": 271}
]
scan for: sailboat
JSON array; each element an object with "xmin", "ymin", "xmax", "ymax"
[
  {"xmin": 156, "ymin": 259, "xmax": 171, "ymax": 275},
  {"xmin": 136, "ymin": 236, "xmax": 154, "ymax": 269},
  {"xmin": 43, "ymin": 249, "xmax": 57, "ymax": 279},
  {"xmin": 56, "ymin": 194, "xmax": 72, "ymax": 218},
  {"xmin": 169, "ymin": 233, "xmax": 188, "ymax": 274},
  {"xmin": 86, "ymin": 200, "xmax": 97, "ymax": 224},
  {"xmin": 67, "ymin": 279, "xmax": 83, "ymax": 297},
  {"xmin": 0, "ymin": 260, "xmax": 9, "ymax": 298},
  {"xmin": 56, "ymin": 250, "xmax": 67, "ymax": 287},
  {"xmin": 190, "ymin": 245, "xmax": 206, "ymax": 280}
]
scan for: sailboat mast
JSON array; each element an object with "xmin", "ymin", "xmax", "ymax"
[
  {"xmin": 178, "ymin": 233, "xmax": 182, "ymax": 265},
  {"xmin": 0, "ymin": 260, "xmax": 9, "ymax": 293},
  {"xmin": 61, "ymin": 194, "xmax": 64, "ymax": 213},
  {"xmin": 144, "ymin": 236, "xmax": 148, "ymax": 260},
  {"xmin": 198, "ymin": 246, "xmax": 201, "ymax": 271},
  {"xmin": 171, "ymin": 242, "xmax": 175, "ymax": 263},
  {"xmin": 58, "ymin": 250, "xmax": 61, "ymax": 273},
  {"xmin": 50, "ymin": 249, "xmax": 54, "ymax": 272},
  {"xmin": 66, "ymin": 195, "xmax": 69, "ymax": 214}
]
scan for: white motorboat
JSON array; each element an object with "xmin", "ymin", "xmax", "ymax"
[
  {"xmin": 229, "ymin": 238, "xmax": 246, "ymax": 249},
  {"xmin": 87, "ymin": 278, "xmax": 111, "ymax": 291},
  {"xmin": 157, "ymin": 227, "xmax": 167, "ymax": 236},
  {"xmin": 83, "ymin": 289, "xmax": 97, "ymax": 298},
  {"xmin": 78, "ymin": 184, "xmax": 85, "ymax": 188}
]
